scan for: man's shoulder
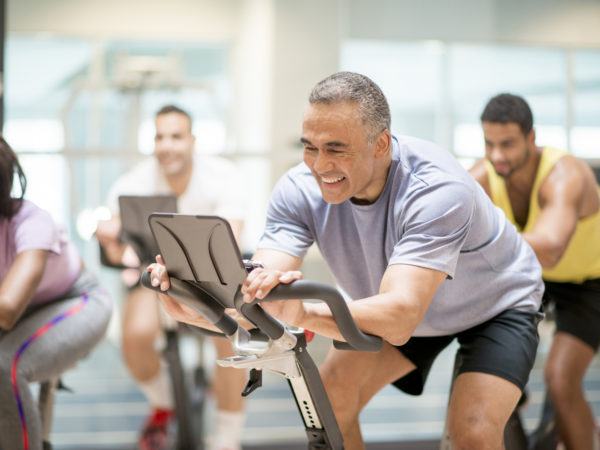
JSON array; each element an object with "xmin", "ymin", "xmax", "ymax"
[
  {"xmin": 468, "ymin": 159, "xmax": 491, "ymax": 195},
  {"xmin": 542, "ymin": 147, "xmax": 587, "ymax": 185},
  {"xmin": 271, "ymin": 161, "xmax": 311, "ymax": 187},
  {"xmin": 108, "ymin": 158, "xmax": 159, "ymax": 199},
  {"xmin": 268, "ymin": 163, "xmax": 320, "ymax": 211},
  {"xmin": 286, "ymin": 161, "xmax": 312, "ymax": 177},
  {"xmin": 392, "ymin": 140, "xmax": 472, "ymax": 190},
  {"xmin": 541, "ymin": 147, "xmax": 597, "ymax": 202},
  {"xmin": 392, "ymin": 134, "xmax": 465, "ymax": 177}
]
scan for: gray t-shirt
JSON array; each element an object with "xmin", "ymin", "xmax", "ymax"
[{"xmin": 258, "ymin": 135, "xmax": 544, "ymax": 336}]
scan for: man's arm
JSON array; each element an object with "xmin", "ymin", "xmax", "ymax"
[
  {"xmin": 95, "ymin": 215, "xmax": 142, "ymax": 268},
  {"xmin": 95, "ymin": 215, "xmax": 127, "ymax": 265},
  {"xmin": 522, "ymin": 157, "xmax": 585, "ymax": 268},
  {"xmin": 244, "ymin": 262, "xmax": 447, "ymax": 346},
  {"xmin": 252, "ymin": 248, "xmax": 303, "ymax": 272}
]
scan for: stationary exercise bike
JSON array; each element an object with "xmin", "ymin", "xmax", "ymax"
[
  {"xmin": 100, "ymin": 196, "xmax": 208, "ymax": 450},
  {"xmin": 140, "ymin": 213, "xmax": 383, "ymax": 449}
]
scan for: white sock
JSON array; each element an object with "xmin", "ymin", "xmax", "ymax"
[
  {"xmin": 138, "ymin": 362, "xmax": 174, "ymax": 410},
  {"xmin": 207, "ymin": 410, "xmax": 246, "ymax": 450}
]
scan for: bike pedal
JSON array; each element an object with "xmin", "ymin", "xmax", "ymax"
[{"xmin": 242, "ymin": 368, "xmax": 263, "ymax": 397}]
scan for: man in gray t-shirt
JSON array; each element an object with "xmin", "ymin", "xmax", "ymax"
[
  {"xmin": 149, "ymin": 72, "xmax": 544, "ymax": 449},
  {"xmin": 260, "ymin": 133, "xmax": 542, "ymax": 337}
]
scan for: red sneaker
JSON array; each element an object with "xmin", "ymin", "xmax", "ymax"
[{"xmin": 138, "ymin": 408, "xmax": 174, "ymax": 450}]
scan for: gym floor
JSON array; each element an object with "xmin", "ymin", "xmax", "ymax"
[{"xmin": 43, "ymin": 319, "xmax": 600, "ymax": 449}]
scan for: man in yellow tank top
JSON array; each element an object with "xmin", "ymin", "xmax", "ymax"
[{"xmin": 470, "ymin": 93, "xmax": 600, "ymax": 450}]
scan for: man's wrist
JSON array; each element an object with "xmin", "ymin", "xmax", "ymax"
[{"xmin": 297, "ymin": 302, "xmax": 324, "ymax": 329}]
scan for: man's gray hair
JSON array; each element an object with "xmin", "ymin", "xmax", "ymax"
[{"xmin": 308, "ymin": 72, "xmax": 391, "ymax": 141}]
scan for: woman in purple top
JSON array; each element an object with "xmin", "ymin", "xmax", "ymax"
[{"xmin": 0, "ymin": 137, "xmax": 112, "ymax": 450}]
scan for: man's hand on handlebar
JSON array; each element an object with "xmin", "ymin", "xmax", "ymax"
[{"xmin": 241, "ymin": 267, "xmax": 307, "ymax": 327}]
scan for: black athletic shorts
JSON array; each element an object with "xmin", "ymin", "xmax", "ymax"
[
  {"xmin": 393, "ymin": 309, "xmax": 542, "ymax": 396},
  {"xmin": 544, "ymin": 278, "xmax": 600, "ymax": 350}
]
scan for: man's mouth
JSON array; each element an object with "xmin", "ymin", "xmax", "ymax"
[
  {"xmin": 494, "ymin": 164, "xmax": 509, "ymax": 174},
  {"xmin": 321, "ymin": 176, "xmax": 345, "ymax": 184}
]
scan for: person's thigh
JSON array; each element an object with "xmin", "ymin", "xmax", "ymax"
[
  {"xmin": 122, "ymin": 287, "xmax": 162, "ymax": 341},
  {"xmin": 545, "ymin": 331, "xmax": 595, "ymax": 387},
  {"xmin": 320, "ymin": 340, "xmax": 417, "ymax": 412}
]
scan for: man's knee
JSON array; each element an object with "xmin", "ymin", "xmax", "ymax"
[
  {"xmin": 545, "ymin": 368, "xmax": 583, "ymax": 410},
  {"xmin": 449, "ymin": 417, "xmax": 503, "ymax": 450},
  {"xmin": 122, "ymin": 321, "xmax": 159, "ymax": 347},
  {"xmin": 319, "ymin": 362, "xmax": 360, "ymax": 417},
  {"xmin": 122, "ymin": 299, "xmax": 161, "ymax": 346},
  {"xmin": 320, "ymin": 362, "xmax": 354, "ymax": 397},
  {"xmin": 544, "ymin": 359, "xmax": 580, "ymax": 398}
]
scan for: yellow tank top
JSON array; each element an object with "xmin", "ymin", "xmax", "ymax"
[{"xmin": 485, "ymin": 147, "xmax": 600, "ymax": 283}]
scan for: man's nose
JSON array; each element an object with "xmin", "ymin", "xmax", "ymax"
[
  {"xmin": 488, "ymin": 146, "xmax": 503, "ymax": 162},
  {"xmin": 313, "ymin": 152, "xmax": 332, "ymax": 172},
  {"xmin": 155, "ymin": 138, "xmax": 173, "ymax": 150}
]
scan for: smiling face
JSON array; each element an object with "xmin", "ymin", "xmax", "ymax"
[
  {"xmin": 301, "ymin": 101, "xmax": 391, "ymax": 205},
  {"xmin": 153, "ymin": 112, "xmax": 195, "ymax": 177},
  {"xmin": 482, "ymin": 121, "xmax": 535, "ymax": 178}
]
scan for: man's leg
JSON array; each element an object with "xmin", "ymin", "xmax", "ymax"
[
  {"xmin": 212, "ymin": 337, "xmax": 246, "ymax": 412},
  {"xmin": 448, "ymin": 372, "xmax": 521, "ymax": 450},
  {"xmin": 122, "ymin": 287, "xmax": 174, "ymax": 450},
  {"xmin": 122, "ymin": 287, "xmax": 163, "ymax": 384},
  {"xmin": 209, "ymin": 336, "xmax": 247, "ymax": 450},
  {"xmin": 319, "ymin": 341, "xmax": 416, "ymax": 450},
  {"xmin": 545, "ymin": 331, "xmax": 596, "ymax": 450}
]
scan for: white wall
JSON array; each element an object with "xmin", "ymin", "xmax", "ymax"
[
  {"xmin": 7, "ymin": 0, "xmax": 242, "ymax": 40},
  {"xmin": 346, "ymin": 0, "xmax": 600, "ymax": 46}
]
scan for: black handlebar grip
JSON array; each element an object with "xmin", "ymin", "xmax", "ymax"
[
  {"xmin": 140, "ymin": 271, "xmax": 238, "ymax": 336},
  {"xmin": 252, "ymin": 280, "xmax": 382, "ymax": 352},
  {"xmin": 239, "ymin": 302, "xmax": 286, "ymax": 341},
  {"xmin": 140, "ymin": 270, "xmax": 162, "ymax": 293}
]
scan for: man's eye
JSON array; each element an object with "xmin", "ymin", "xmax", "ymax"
[{"xmin": 304, "ymin": 146, "xmax": 317, "ymax": 152}]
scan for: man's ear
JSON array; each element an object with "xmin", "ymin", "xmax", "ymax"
[
  {"xmin": 526, "ymin": 128, "xmax": 536, "ymax": 147},
  {"xmin": 374, "ymin": 130, "xmax": 392, "ymax": 158}
]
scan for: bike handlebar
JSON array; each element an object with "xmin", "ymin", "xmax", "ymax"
[
  {"xmin": 140, "ymin": 271, "xmax": 238, "ymax": 336},
  {"xmin": 246, "ymin": 280, "xmax": 382, "ymax": 352},
  {"xmin": 141, "ymin": 270, "xmax": 382, "ymax": 353}
]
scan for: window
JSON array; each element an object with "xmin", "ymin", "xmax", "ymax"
[
  {"xmin": 572, "ymin": 49, "xmax": 600, "ymax": 159},
  {"xmin": 341, "ymin": 40, "xmax": 593, "ymax": 166}
]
